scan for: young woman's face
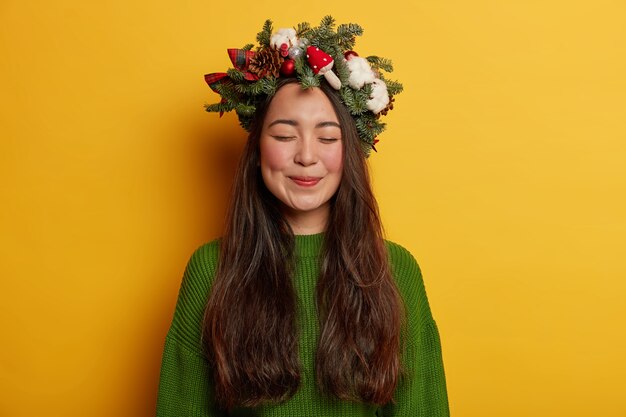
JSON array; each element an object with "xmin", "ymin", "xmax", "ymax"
[{"xmin": 260, "ymin": 83, "xmax": 343, "ymax": 233}]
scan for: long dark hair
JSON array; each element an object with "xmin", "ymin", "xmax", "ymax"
[{"xmin": 203, "ymin": 78, "xmax": 404, "ymax": 410}]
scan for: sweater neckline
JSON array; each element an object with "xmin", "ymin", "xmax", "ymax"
[{"xmin": 294, "ymin": 232, "xmax": 324, "ymax": 258}]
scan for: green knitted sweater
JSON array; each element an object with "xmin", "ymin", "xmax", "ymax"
[{"xmin": 156, "ymin": 233, "xmax": 449, "ymax": 416}]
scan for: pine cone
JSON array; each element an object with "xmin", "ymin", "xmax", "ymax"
[{"xmin": 249, "ymin": 48, "xmax": 283, "ymax": 78}]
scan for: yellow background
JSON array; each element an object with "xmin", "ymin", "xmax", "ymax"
[{"xmin": 1, "ymin": 1, "xmax": 625, "ymax": 416}]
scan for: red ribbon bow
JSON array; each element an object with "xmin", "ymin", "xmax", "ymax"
[{"xmin": 204, "ymin": 48, "xmax": 258, "ymax": 93}]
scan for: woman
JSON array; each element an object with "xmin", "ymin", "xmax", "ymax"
[{"xmin": 157, "ymin": 17, "xmax": 449, "ymax": 417}]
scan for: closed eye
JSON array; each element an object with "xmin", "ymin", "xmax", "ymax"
[
  {"xmin": 319, "ymin": 137, "xmax": 339, "ymax": 143},
  {"xmin": 271, "ymin": 135, "xmax": 296, "ymax": 141}
]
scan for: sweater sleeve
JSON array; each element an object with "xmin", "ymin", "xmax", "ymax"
[
  {"xmin": 379, "ymin": 242, "xmax": 450, "ymax": 417},
  {"xmin": 156, "ymin": 241, "xmax": 226, "ymax": 417}
]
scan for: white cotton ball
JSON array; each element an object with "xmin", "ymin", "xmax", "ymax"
[
  {"xmin": 366, "ymin": 79, "xmax": 390, "ymax": 114},
  {"xmin": 346, "ymin": 56, "xmax": 376, "ymax": 89},
  {"xmin": 270, "ymin": 28, "xmax": 297, "ymax": 49}
]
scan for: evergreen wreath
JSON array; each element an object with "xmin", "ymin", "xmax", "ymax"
[{"xmin": 204, "ymin": 16, "xmax": 403, "ymax": 155}]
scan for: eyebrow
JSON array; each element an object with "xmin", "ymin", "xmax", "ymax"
[{"xmin": 267, "ymin": 119, "xmax": 341, "ymax": 129}]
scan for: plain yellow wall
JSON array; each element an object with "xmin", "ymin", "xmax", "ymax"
[{"xmin": 1, "ymin": 1, "xmax": 625, "ymax": 416}]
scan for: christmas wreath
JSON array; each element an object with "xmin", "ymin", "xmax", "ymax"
[{"xmin": 204, "ymin": 16, "xmax": 403, "ymax": 155}]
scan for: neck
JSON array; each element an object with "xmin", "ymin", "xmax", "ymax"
[{"xmin": 282, "ymin": 204, "xmax": 330, "ymax": 235}]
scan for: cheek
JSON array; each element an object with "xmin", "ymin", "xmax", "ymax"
[
  {"xmin": 321, "ymin": 145, "xmax": 344, "ymax": 174},
  {"xmin": 260, "ymin": 139, "xmax": 289, "ymax": 171}
]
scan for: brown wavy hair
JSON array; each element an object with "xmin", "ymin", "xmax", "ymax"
[{"xmin": 203, "ymin": 78, "xmax": 404, "ymax": 410}]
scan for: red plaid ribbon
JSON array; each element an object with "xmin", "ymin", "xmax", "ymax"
[{"xmin": 204, "ymin": 48, "xmax": 258, "ymax": 92}]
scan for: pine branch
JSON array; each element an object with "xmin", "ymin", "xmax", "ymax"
[
  {"xmin": 238, "ymin": 115, "xmax": 254, "ymax": 131},
  {"xmin": 336, "ymin": 23, "xmax": 363, "ymax": 50},
  {"xmin": 214, "ymin": 82, "xmax": 241, "ymax": 103},
  {"xmin": 370, "ymin": 120, "xmax": 386, "ymax": 137},
  {"xmin": 294, "ymin": 22, "xmax": 311, "ymax": 38},
  {"xmin": 294, "ymin": 57, "xmax": 316, "ymax": 82},
  {"xmin": 340, "ymin": 87, "xmax": 367, "ymax": 115},
  {"xmin": 366, "ymin": 56, "xmax": 394, "ymax": 72},
  {"xmin": 334, "ymin": 57, "xmax": 351, "ymax": 84},
  {"xmin": 298, "ymin": 71, "xmax": 320, "ymax": 89},
  {"xmin": 359, "ymin": 138, "xmax": 375, "ymax": 157},
  {"xmin": 235, "ymin": 103, "xmax": 256, "ymax": 117},
  {"xmin": 340, "ymin": 87, "xmax": 356, "ymax": 108},
  {"xmin": 235, "ymin": 79, "xmax": 270, "ymax": 96},
  {"xmin": 226, "ymin": 68, "xmax": 246, "ymax": 82},
  {"xmin": 355, "ymin": 113, "xmax": 385, "ymax": 143},
  {"xmin": 294, "ymin": 55, "xmax": 307, "ymax": 73},
  {"xmin": 205, "ymin": 101, "xmax": 235, "ymax": 113},
  {"xmin": 361, "ymin": 83, "xmax": 373, "ymax": 98},
  {"xmin": 256, "ymin": 19, "xmax": 273, "ymax": 48},
  {"xmin": 355, "ymin": 119, "xmax": 374, "ymax": 144},
  {"xmin": 260, "ymin": 77, "xmax": 277, "ymax": 95},
  {"xmin": 319, "ymin": 15, "xmax": 336, "ymax": 31},
  {"xmin": 310, "ymin": 16, "xmax": 337, "ymax": 48},
  {"xmin": 384, "ymin": 78, "xmax": 403, "ymax": 96},
  {"xmin": 337, "ymin": 23, "xmax": 363, "ymax": 38}
]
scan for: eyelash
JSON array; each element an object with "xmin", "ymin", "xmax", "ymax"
[{"xmin": 271, "ymin": 136, "xmax": 339, "ymax": 143}]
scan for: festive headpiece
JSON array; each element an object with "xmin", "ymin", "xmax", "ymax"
[{"xmin": 204, "ymin": 16, "xmax": 403, "ymax": 155}]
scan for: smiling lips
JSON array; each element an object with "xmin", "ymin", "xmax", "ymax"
[{"xmin": 289, "ymin": 176, "xmax": 322, "ymax": 187}]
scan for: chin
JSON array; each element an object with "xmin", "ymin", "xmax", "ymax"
[
  {"xmin": 284, "ymin": 199, "xmax": 328, "ymax": 214},
  {"xmin": 289, "ymin": 203, "xmax": 323, "ymax": 213}
]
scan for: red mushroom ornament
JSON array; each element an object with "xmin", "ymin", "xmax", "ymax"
[{"xmin": 306, "ymin": 46, "xmax": 341, "ymax": 90}]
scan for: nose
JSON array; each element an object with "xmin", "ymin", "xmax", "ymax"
[{"xmin": 294, "ymin": 136, "xmax": 318, "ymax": 167}]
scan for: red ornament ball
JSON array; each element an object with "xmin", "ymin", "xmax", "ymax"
[
  {"xmin": 344, "ymin": 50, "xmax": 359, "ymax": 60},
  {"xmin": 280, "ymin": 59, "xmax": 296, "ymax": 76}
]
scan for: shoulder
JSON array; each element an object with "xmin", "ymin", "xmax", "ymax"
[
  {"xmin": 183, "ymin": 238, "xmax": 221, "ymax": 284},
  {"xmin": 385, "ymin": 240, "xmax": 422, "ymax": 279},
  {"xmin": 179, "ymin": 238, "xmax": 221, "ymax": 305},
  {"xmin": 168, "ymin": 238, "xmax": 221, "ymax": 351},
  {"xmin": 384, "ymin": 239, "xmax": 433, "ymax": 324}
]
